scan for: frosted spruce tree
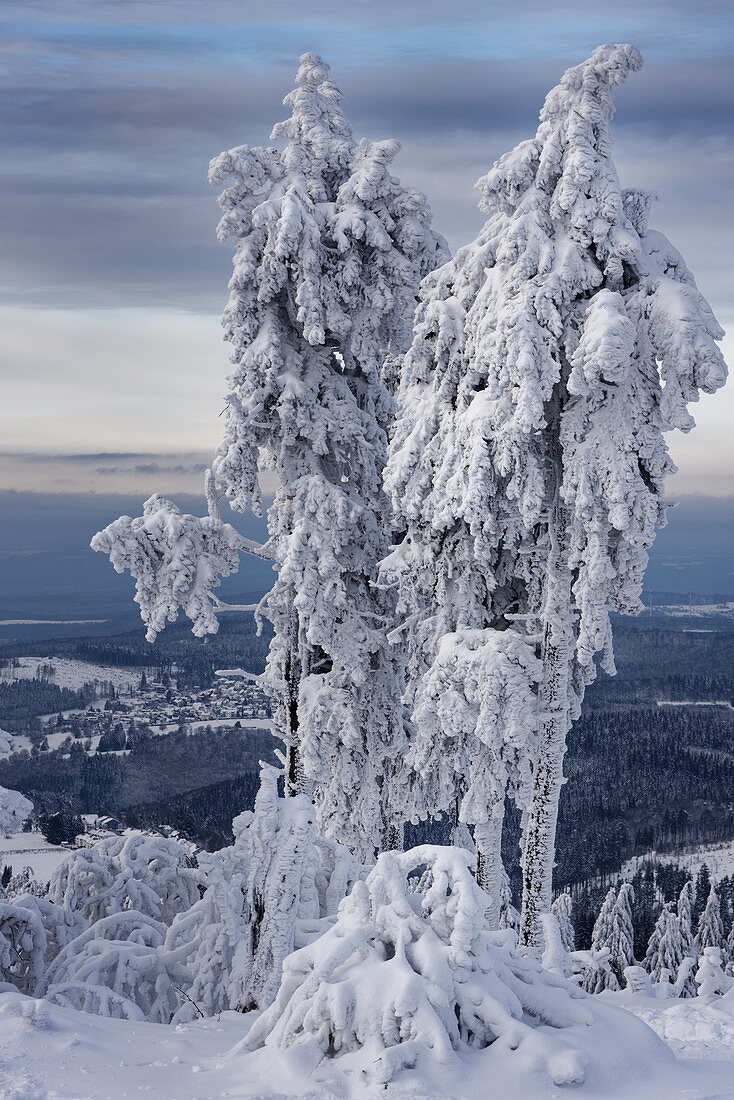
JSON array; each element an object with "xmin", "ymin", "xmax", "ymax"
[
  {"xmin": 551, "ymin": 891, "xmax": 575, "ymax": 952},
  {"xmin": 93, "ymin": 54, "xmax": 445, "ymax": 860},
  {"xmin": 677, "ymin": 879, "xmax": 698, "ymax": 995},
  {"xmin": 607, "ymin": 882, "xmax": 636, "ymax": 986},
  {"xmin": 384, "ymin": 43, "xmax": 727, "ymax": 944},
  {"xmin": 645, "ymin": 904, "xmax": 684, "ymax": 987},
  {"xmin": 696, "ymin": 885, "xmax": 725, "ymax": 954},
  {"xmin": 584, "ymin": 886, "xmax": 619, "ymax": 992}
]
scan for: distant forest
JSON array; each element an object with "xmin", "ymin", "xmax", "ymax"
[{"xmin": 2, "ymin": 615, "xmax": 734, "ymax": 891}]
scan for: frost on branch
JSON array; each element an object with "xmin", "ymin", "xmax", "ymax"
[
  {"xmin": 91, "ymin": 494, "xmax": 242, "ymax": 642},
  {"xmin": 245, "ymin": 845, "xmax": 591, "ymax": 1087}
]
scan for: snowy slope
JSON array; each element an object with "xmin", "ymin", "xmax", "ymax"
[
  {"xmin": 0, "ymin": 830, "xmax": 74, "ymax": 881},
  {"xmin": 624, "ymin": 840, "xmax": 734, "ymax": 885},
  {"xmin": 1, "ymin": 990, "xmax": 734, "ymax": 1099},
  {"xmin": 0, "ymin": 656, "xmax": 148, "ymax": 692}
]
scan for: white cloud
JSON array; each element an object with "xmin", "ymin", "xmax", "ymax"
[{"xmin": 0, "ymin": 304, "xmax": 730, "ymax": 498}]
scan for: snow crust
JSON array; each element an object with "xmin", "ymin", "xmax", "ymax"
[{"xmin": 3, "ymin": 987, "xmax": 734, "ymax": 1099}]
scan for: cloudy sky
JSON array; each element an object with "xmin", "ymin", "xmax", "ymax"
[{"xmin": 1, "ymin": 0, "xmax": 733, "ymax": 498}]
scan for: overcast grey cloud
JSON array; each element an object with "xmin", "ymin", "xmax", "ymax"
[
  {"xmin": 0, "ymin": 0, "xmax": 731, "ymax": 499},
  {"xmin": 1, "ymin": 1, "xmax": 732, "ymax": 310}
]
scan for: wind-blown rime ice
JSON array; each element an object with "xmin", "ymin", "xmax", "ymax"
[
  {"xmin": 91, "ymin": 494, "xmax": 242, "ymax": 643},
  {"xmin": 384, "ymin": 43, "xmax": 727, "ymax": 944},
  {"xmin": 92, "ymin": 52, "xmax": 446, "ymax": 859},
  {"xmin": 208, "ymin": 53, "xmax": 446, "ymax": 858}
]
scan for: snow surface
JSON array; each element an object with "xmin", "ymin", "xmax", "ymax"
[
  {"xmin": 2, "ymin": 989, "xmax": 734, "ymax": 1098},
  {"xmin": 0, "ymin": 831, "xmax": 75, "ymax": 881},
  {"xmin": 0, "ymin": 656, "xmax": 149, "ymax": 692},
  {"xmin": 624, "ymin": 839, "xmax": 734, "ymax": 885}
]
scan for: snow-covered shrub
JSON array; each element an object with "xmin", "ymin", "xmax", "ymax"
[
  {"xmin": 46, "ymin": 768, "xmax": 365, "ymax": 1024},
  {"xmin": 245, "ymin": 845, "xmax": 591, "ymax": 1087},
  {"xmin": 0, "ymin": 892, "xmax": 87, "ymax": 996},
  {"xmin": 48, "ymin": 831, "xmax": 202, "ymax": 926},
  {"xmin": 0, "ymin": 896, "xmax": 47, "ymax": 994},
  {"xmin": 623, "ymin": 965, "xmax": 652, "ymax": 996},
  {"xmin": 41, "ymin": 911, "xmax": 188, "ymax": 1022}
]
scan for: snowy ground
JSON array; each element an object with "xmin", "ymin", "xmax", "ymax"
[
  {"xmin": 1, "ymin": 991, "xmax": 734, "ymax": 1099},
  {"xmin": 0, "ymin": 829, "xmax": 73, "ymax": 882},
  {"xmin": 0, "ymin": 619, "xmax": 107, "ymax": 626},
  {"xmin": 0, "ymin": 656, "xmax": 149, "ymax": 692}
]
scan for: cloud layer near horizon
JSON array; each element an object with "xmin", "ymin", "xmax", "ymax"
[{"xmin": 1, "ymin": 0, "xmax": 732, "ymax": 495}]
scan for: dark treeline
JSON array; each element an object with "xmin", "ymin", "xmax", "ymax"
[
  {"xmin": 124, "ymin": 773, "xmax": 264, "ymax": 849},
  {"xmin": 0, "ymin": 613, "xmax": 272, "ymax": 686},
  {"xmin": 0, "ymin": 679, "xmax": 96, "ymax": 727},
  {"xmin": 0, "ymin": 724, "xmax": 278, "ymax": 833},
  {"xmin": 555, "ymin": 704, "xmax": 734, "ymax": 889}
]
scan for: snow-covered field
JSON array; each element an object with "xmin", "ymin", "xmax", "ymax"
[
  {"xmin": 0, "ymin": 829, "xmax": 72, "ymax": 882},
  {"xmin": 0, "ymin": 656, "xmax": 148, "ymax": 692},
  {"xmin": 1, "ymin": 990, "xmax": 734, "ymax": 1099},
  {"xmin": 624, "ymin": 839, "xmax": 734, "ymax": 885}
]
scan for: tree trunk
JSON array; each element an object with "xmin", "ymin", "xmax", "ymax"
[
  {"xmin": 283, "ymin": 602, "xmax": 307, "ymax": 797},
  {"xmin": 518, "ymin": 532, "xmax": 573, "ymax": 950},
  {"xmin": 475, "ymin": 799, "xmax": 506, "ymax": 930}
]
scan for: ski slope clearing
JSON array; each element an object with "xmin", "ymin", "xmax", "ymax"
[
  {"xmin": 0, "ymin": 829, "xmax": 75, "ymax": 882},
  {"xmin": 625, "ymin": 839, "xmax": 734, "ymax": 884},
  {"xmin": 0, "ymin": 656, "xmax": 148, "ymax": 692},
  {"xmin": 1, "ymin": 989, "xmax": 733, "ymax": 1099}
]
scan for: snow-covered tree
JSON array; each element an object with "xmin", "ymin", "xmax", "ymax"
[
  {"xmin": 584, "ymin": 886, "xmax": 620, "ymax": 992},
  {"xmin": 678, "ymin": 879, "xmax": 695, "ymax": 955},
  {"xmin": 0, "ymin": 785, "xmax": 32, "ymax": 837},
  {"xmin": 551, "ymin": 891, "xmax": 576, "ymax": 952},
  {"xmin": 696, "ymin": 885, "xmax": 725, "ymax": 954},
  {"xmin": 384, "ymin": 43, "xmax": 727, "ymax": 945},
  {"xmin": 411, "ymin": 628, "xmax": 541, "ymax": 922},
  {"xmin": 607, "ymin": 882, "xmax": 636, "ymax": 985},
  {"xmin": 92, "ymin": 53, "xmax": 445, "ymax": 861},
  {"xmin": 677, "ymin": 879, "xmax": 698, "ymax": 996},
  {"xmin": 245, "ymin": 845, "xmax": 591, "ymax": 1087},
  {"xmin": 645, "ymin": 904, "xmax": 684, "ymax": 987}
]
